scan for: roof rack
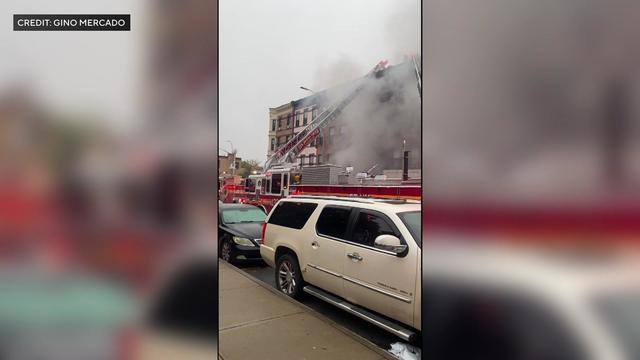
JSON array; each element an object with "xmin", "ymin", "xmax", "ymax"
[
  {"xmin": 288, "ymin": 195, "xmax": 419, "ymax": 205},
  {"xmin": 288, "ymin": 195, "xmax": 376, "ymax": 204}
]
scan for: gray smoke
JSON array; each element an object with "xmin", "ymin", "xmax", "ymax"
[
  {"xmin": 312, "ymin": 56, "xmax": 365, "ymax": 91},
  {"xmin": 424, "ymin": 0, "xmax": 640, "ymax": 203},
  {"xmin": 383, "ymin": 0, "xmax": 421, "ymax": 64},
  {"xmin": 311, "ymin": 0, "xmax": 421, "ymax": 175},
  {"xmin": 328, "ymin": 63, "xmax": 421, "ymax": 173}
]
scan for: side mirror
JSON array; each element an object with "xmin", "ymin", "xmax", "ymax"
[{"xmin": 374, "ymin": 234, "xmax": 407, "ymax": 255}]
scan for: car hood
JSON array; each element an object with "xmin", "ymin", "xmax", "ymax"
[
  {"xmin": 0, "ymin": 271, "xmax": 134, "ymax": 331},
  {"xmin": 220, "ymin": 222, "xmax": 263, "ymax": 240}
]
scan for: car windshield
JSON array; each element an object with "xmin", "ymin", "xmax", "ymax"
[
  {"xmin": 594, "ymin": 291, "xmax": 640, "ymax": 358},
  {"xmin": 222, "ymin": 208, "xmax": 266, "ymax": 224},
  {"xmin": 398, "ymin": 211, "xmax": 421, "ymax": 247}
]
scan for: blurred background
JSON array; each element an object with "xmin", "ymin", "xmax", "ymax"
[
  {"xmin": 423, "ymin": 1, "xmax": 640, "ymax": 359},
  {"xmin": 0, "ymin": 1, "xmax": 217, "ymax": 359}
]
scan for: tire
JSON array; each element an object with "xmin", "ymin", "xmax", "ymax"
[
  {"xmin": 275, "ymin": 253, "xmax": 304, "ymax": 299},
  {"xmin": 220, "ymin": 236, "xmax": 235, "ymax": 263}
]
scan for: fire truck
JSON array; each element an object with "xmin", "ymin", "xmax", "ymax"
[{"xmin": 220, "ymin": 57, "xmax": 422, "ymax": 212}]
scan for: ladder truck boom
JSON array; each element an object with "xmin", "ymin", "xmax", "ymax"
[
  {"xmin": 264, "ymin": 60, "xmax": 390, "ymax": 170},
  {"xmin": 411, "ymin": 54, "xmax": 422, "ymax": 98}
]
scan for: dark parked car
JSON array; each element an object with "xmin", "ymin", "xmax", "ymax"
[
  {"xmin": 0, "ymin": 270, "xmax": 134, "ymax": 360},
  {"xmin": 218, "ymin": 203, "xmax": 267, "ymax": 263}
]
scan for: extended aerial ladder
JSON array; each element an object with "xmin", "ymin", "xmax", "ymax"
[
  {"xmin": 410, "ymin": 54, "xmax": 422, "ymax": 97},
  {"xmin": 264, "ymin": 60, "xmax": 390, "ymax": 170}
]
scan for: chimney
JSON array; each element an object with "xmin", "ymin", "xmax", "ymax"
[{"xmin": 402, "ymin": 151, "xmax": 409, "ymax": 181}]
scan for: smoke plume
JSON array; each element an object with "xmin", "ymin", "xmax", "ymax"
[
  {"xmin": 311, "ymin": 0, "xmax": 421, "ymax": 175},
  {"xmin": 328, "ymin": 63, "xmax": 421, "ymax": 173},
  {"xmin": 424, "ymin": 0, "xmax": 640, "ymax": 203}
]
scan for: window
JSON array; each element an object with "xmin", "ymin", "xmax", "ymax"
[
  {"xmin": 245, "ymin": 178, "xmax": 255, "ymax": 191},
  {"xmin": 303, "ymin": 113, "xmax": 308, "ymax": 126},
  {"xmin": 271, "ymin": 119, "xmax": 276, "ymax": 131},
  {"xmin": 271, "ymin": 173, "xmax": 282, "ymax": 194},
  {"xmin": 303, "ymin": 113, "xmax": 308, "ymax": 124},
  {"xmin": 299, "ymin": 155, "xmax": 306, "ymax": 165},
  {"xmin": 295, "ymin": 117, "xmax": 300, "ymax": 127},
  {"xmin": 313, "ymin": 109, "xmax": 318, "ymax": 119},
  {"xmin": 309, "ymin": 154, "xmax": 315, "ymax": 165},
  {"xmin": 316, "ymin": 206, "xmax": 351, "ymax": 239},
  {"xmin": 350, "ymin": 211, "xmax": 397, "ymax": 247},
  {"xmin": 317, "ymin": 155, "xmax": 322, "ymax": 164},
  {"xmin": 268, "ymin": 201, "xmax": 318, "ymax": 229},
  {"xmin": 309, "ymin": 110, "xmax": 314, "ymax": 122},
  {"xmin": 222, "ymin": 208, "xmax": 267, "ymax": 224},
  {"xmin": 287, "ymin": 116, "xmax": 291, "ymax": 128},
  {"xmin": 398, "ymin": 211, "xmax": 421, "ymax": 247},
  {"xmin": 278, "ymin": 119, "xmax": 283, "ymax": 129},
  {"xmin": 271, "ymin": 138, "xmax": 275, "ymax": 151}
]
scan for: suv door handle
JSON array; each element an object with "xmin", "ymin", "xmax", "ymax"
[
  {"xmin": 347, "ymin": 252, "xmax": 363, "ymax": 261},
  {"xmin": 311, "ymin": 241, "xmax": 319, "ymax": 249}
]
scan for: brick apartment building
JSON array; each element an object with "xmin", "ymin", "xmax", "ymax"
[
  {"xmin": 267, "ymin": 102, "xmax": 294, "ymax": 156},
  {"xmin": 218, "ymin": 153, "xmax": 241, "ymax": 177},
  {"xmin": 267, "ymin": 60, "xmax": 421, "ymax": 173}
]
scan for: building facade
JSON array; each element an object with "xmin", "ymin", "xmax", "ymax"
[
  {"xmin": 292, "ymin": 96, "xmax": 322, "ymax": 166},
  {"xmin": 267, "ymin": 102, "xmax": 294, "ymax": 157},
  {"xmin": 218, "ymin": 153, "xmax": 241, "ymax": 177}
]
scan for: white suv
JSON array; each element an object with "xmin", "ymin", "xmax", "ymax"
[
  {"xmin": 260, "ymin": 196, "xmax": 421, "ymax": 341},
  {"xmin": 423, "ymin": 242, "xmax": 640, "ymax": 360}
]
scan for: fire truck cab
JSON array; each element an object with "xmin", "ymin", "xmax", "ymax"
[
  {"xmin": 244, "ymin": 167, "xmax": 302, "ymax": 198},
  {"xmin": 231, "ymin": 167, "xmax": 301, "ymax": 212}
]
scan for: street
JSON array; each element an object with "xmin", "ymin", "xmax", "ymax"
[{"xmin": 233, "ymin": 261, "xmax": 420, "ymax": 352}]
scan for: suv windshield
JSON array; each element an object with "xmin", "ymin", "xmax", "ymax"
[
  {"xmin": 398, "ymin": 211, "xmax": 421, "ymax": 247},
  {"xmin": 222, "ymin": 208, "xmax": 266, "ymax": 224}
]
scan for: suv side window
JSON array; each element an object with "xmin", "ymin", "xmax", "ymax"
[
  {"xmin": 268, "ymin": 201, "xmax": 318, "ymax": 229},
  {"xmin": 350, "ymin": 211, "xmax": 398, "ymax": 247},
  {"xmin": 316, "ymin": 206, "xmax": 351, "ymax": 239}
]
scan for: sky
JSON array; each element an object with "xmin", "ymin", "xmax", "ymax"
[
  {"xmin": 0, "ymin": 0, "xmax": 145, "ymax": 133},
  {"xmin": 219, "ymin": 0, "xmax": 421, "ymax": 162}
]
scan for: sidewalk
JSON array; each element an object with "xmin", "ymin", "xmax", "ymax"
[{"xmin": 219, "ymin": 261, "xmax": 393, "ymax": 360}]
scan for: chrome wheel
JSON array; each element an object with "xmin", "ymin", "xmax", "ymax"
[
  {"xmin": 278, "ymin": 260, "xmax": 296, "ymax": 294},
  {"xmin": 221, "ymin": 239, "xmax": 232, "ymax": 261}
]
